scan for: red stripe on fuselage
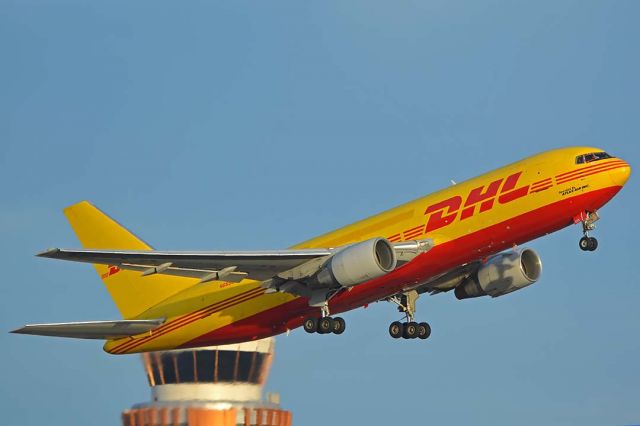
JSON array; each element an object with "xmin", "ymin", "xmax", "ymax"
[
  {"xmin": 180, "ymin": 186, "xmax": 623, "ymax": 348},
  {"xmin": 530, "ymin": 185, "xmax": 552, "ymax": 193},
  {"xmin": 556, "ymin": 161, "xmax": 625, "ymax": 183},
  {"xmin": 111, "ymin": 287, "xmax": 265, "ymax": 354},
  {"xmin": 557, "ymin": 164, "xmax": 626, "ymax": 185},
  {"xmin": 556, "ymin": 160, "xmax": 625, "ymax": 179}
]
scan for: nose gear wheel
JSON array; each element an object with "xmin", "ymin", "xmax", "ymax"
[{"xmin": 577, "ymin": 211, "xmax": 600, "ymax": 252}]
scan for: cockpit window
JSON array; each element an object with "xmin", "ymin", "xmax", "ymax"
[{"xmin": 575, "ymin": 152, "xmax": 613, "ymax": 165}]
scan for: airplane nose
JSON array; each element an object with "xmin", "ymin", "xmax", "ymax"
[{"xmin": 610, "ymin": 161, "xmax": 631, "ymax": 187}]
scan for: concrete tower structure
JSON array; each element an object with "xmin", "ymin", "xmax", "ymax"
[{"xmin": 122, "ymin": 337, "xmax": 291, "ymax": 426}]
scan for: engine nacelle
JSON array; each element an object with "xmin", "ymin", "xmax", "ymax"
[
  {"xmin": 315, "ymin": 238, "xmax": 397, "ymax": 288},
  {"xmin": 455, "ymin": 249, "xmax": 542, "ymax": 299}
]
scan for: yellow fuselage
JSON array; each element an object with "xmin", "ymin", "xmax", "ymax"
[{"xmin": 104, "ymin": 147, "xmax": 630, "ymax": 354}]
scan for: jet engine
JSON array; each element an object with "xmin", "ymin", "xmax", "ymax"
[
  {"xmin": 314, "ymin": 237, "xmax": 397, "ymax": 288},
  {"xmin": 454, "ymin": 249, "xmax": 542, "ymax": 299}
]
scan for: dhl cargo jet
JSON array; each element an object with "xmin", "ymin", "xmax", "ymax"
[{"xmin": 12, "ymin": 147, "xmax": 630, "ymax": 354}]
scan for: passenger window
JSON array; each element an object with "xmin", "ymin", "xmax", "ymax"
[{"xmin": 576, "ymin": 155, "xmax": 584, "ymax": 164}]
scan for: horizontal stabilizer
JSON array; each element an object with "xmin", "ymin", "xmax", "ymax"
[{"xmin": 10, "ymin": 319, "xmax": 165, "ymax": 340}]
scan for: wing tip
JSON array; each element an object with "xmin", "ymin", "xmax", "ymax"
[{"xmin": 36, "ymin": 248, "xmax": 60, "ymax": 258}]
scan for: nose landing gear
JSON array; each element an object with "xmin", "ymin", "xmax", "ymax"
[
  {"xmin": 577, "ymin": 211, "xmax": 600, "ymax": 252},
  {"xmin": 579, "ymin": 236, "xmax": 598, "ymax": 251}
]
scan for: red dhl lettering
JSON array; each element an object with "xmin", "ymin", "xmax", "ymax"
[
  {"xmin": 460, "ymin": 178, "xmax": 502, "ymax": 220},
  {"xmin": 422, "ymin": 171, "xmax": 530, "ymax": 234},
  {"xmin": 424, "ymin": 196, "xmax": 462, "ymax": 234}
]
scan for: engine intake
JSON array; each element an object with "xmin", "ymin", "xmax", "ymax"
[
  {"xmin": 455, "ymin": 249, "xmax": 542, "ymax": 299},
  {"xmin": 315, "ymin": 238, "xmax": 397, "ymax": 288}
]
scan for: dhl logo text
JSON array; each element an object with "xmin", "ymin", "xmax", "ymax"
[
  {"xmin": 388, "ymin": 171, "xmax": 536, "ymax": 242},
  {"xmin": 423, "ymin": 171, "xmax": 530, "ymax": 233}
]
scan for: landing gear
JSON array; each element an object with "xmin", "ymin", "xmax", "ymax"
[
  {"xmin": 388, "ymin": 321, "xmax": 431, "ymax": 340},
  {"xmin": 386, "ymin": 290, "xmax": 432, "ymax": 341},
  {"xmin": 417, "ymin": 322, "xmax": 431, "ymax": 339},
  {"xmin": 389, "ymin": 321, "xmax": 403, "ymax": 338},
  {"xmin": 304, "ymin": 316, "xmax": 346, "ymax": 334},
  {"xmin": 303, "ymin": 303, "xmax": 346, "ymax": 335},
  {"xmin": 577, "ymin": 211, "xmax": 600, "ymax": 252},
  {"xmin": 303, "ymin": 317, "xmax": 318, "ymax": 333},
  {"xmin": 318, "ymin": 317, "xmax": 333, "ymax": 334},
  {"xmin": 332, "ymin": 317, "xmax": 346, "ymax": 335},
  {"xmin": 579, "ymin": 236, "xmax": 598, "ymax": 252},
  {"xmin": 403, "ymin": 322, "xmax": 418, "ymax": 339}
]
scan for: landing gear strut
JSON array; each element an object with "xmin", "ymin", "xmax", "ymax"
[
  {"xmin": 303, "ymin": 302, "xmax": 346, "ymax": 335},
  {"xmin": 386, "ymin": 290, "xmax": 431, "ymax": 341},
  {"xmin": 578, "ymin": 211, "xmax": 599, "ymax": 252}
]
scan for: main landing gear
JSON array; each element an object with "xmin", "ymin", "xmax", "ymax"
[
  {"xmin": 389, "ymin": 320, "xmax": 431, "ymax": 340},
  {"xmin": 578, "ymin": 211, "xmax": 600, "ymax": 252},
  {"xmin": 303, "ymin": 303, "xmax": 346, "ymax": 335},
  {"xmin": 386, "ymin": 290, "xmax": 431, "ymax": 341}
]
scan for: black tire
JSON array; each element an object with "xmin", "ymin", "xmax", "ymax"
[
  {"xmin": 588, "ymin": 237, "xmax": 598, "ymax": 251},
  {"xmin": 303, "ymin": 317, "xmax": 318, "ymax": 334},
  {"xmin": 579, "ymin": 236, "xmax": 590, "ymax": 251},
  {"xmin": 332, "ymin": 317, "xmax": 346, "ymax": 334},
  {"xmin": 389, "ymin": 321, "xmax": 404, "ymax": 339},
  {"xmin": 318, "ymin": 317, "xmax": 333, "ymax": 334},
  {"xmin": 417, "ymin": 322, "xmax": 431, "ymax": 340},
  {"xmin": 403, "ymin": 322, "xmax": 418, "ymax": 339}
]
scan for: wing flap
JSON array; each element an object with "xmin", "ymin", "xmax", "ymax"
[
  {"xmin": 11, "ymin": 319, "xmax": 165, "ymax": 340},
  {"xmin": 118, "ymin": 263, "xmax": 249, "ymax": 283}
]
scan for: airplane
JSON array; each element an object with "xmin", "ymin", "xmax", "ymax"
[{"xmin": 12, "ymin": 147, "xmax": 630, "ymax": 354}]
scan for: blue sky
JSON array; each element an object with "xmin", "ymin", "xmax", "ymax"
[{"xmin": 1, "ymin": 1, "xmax": 639, "ymax": 425}]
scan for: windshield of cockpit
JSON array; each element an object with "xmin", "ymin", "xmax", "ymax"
[{"xmin": 575, "ymin": 152, "xmax": 614, "ymax": 164}]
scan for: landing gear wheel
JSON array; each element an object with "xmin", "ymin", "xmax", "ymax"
[
  {"xmin": 403, "ymin": 322, "xmax": 418, "ymax": 339},
  {"xmin": 417, "ymin": 322, "xmax": 431, "ymax": 340},
  {"xmin": 318, "ymin": 317, "xmax": 334, "ymax": 334},
  {"xmin": 389, "ymin": 321, "xmax": 404, "ymax": 339},
  {"xmin": 332, "ymin": 317, "xmax": 346, "ymax": 334},
  {"xmin": 579, "ymin": 236, "xmax": 590, "ymax": 251},
  {"xmin": 303, "ymin": 317, "xmax": 318, "ymax": 334},
  {"xmin": 587, "ymin": 237, "xmax": 598, "ymax": 251}
]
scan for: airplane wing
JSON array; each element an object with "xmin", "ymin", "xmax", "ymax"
[
  {"xmin": 37, "ymin": 240, "xmax": 432, "ymax": 284},
  {"xmin": 11, "ymin": 319, "xmax": 165, "ymax": 339},
  {"xmin": 37, "ymin": 247, "xmax": 334, "ymax": 282}
]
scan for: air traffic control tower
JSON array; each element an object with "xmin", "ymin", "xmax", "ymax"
[{"xmin": 121, "ymin": 337, "xmax": 292, "ymax": 426}]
